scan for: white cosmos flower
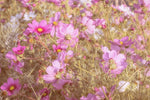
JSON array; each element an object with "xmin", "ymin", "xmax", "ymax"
[
  {"xmin": 23, "ymin": 11, "xmax": 36, "ymax": 21},
  {"xmin": 80, "ymin": 0, "xmax": 92, "ymax": 7},
  {"xmin": 93, "ymin": 28, "xmax": 103, "ymax": 40},
  {"xmin": 117, "ymin": 81, "xmax": 130, "ymax": 92}
]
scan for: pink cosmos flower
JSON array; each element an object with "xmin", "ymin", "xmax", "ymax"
[
  {"xmin": 43, "ymin": 60, "xmax": 63, "ymax": 83},
  {"xmin": 0, "ymin": 78, "xmax": 21, "ymax": 96},
  {"xmin": 12, "ymin": 45, "xmax": 26, "ymax": 55},
  {"xmin": 135, "ymin": 35, "xmax": 146, "ymax": 50},
  {"xmin": 46, "ymin": 0, "xmax": 64, "ymax": 5},
  {"xmin": 38, "ymin": 88, "xmax": 50, "ymax": 100},
  {"xmin": 94, "ymin": 18, "xmax": 106, "ymax": 28},
  {"xmin": 95, "ymin": 86, "xmax": 107, "ymax": 99},
  {"xmin": 144, "ymin": 0, "xmax": 150, "ymax": 11},
  {"xmin": 100, "ymin": 47, "xmax": 127, "ymax": 77},
  {"xmin": 112, "ymin": 5, "xmax": 134, "ymax": 17},
  {"xmin": 68, "ymin": 0, "xmax": 80, "ymax": 8},
  {"xmin": 43, "ymin": 60, "xmax": 70, "ymax": 90},
  {"xmin": 92, "ymin": 0, "xmax": 100, "ymax": 4},
  {"xmin": 80, "ymin": 93, "xmax": 97, "ymax": 100},
  {"xmin": 109, "ymin": 36, "xmax": 134, "ymax": 52},
  {"xmin": 27, "ymin": 20, "xmax": 51, "ymax": 35},
  {"xmin": 18, "ymin": 0, "xmax": 32, "ymax": 10},
  {"xmin": 5, "ymin": 51, "xmax": 24, "ymax": 74},
  {"xmin": 52, "ymin": 44, "xmax": 67, "ymax": 53},
  {"xmin": 49, "ymin": 12, "xmax": 61, "ymax": 37},
  {"xmin": 81, "ymin": 16, "xmax": 96, "ymax": 34},
  {"xmin": 56, "ymin": 24, "xmax": 79, "ymax": 47},
  {"xmin": 57, "ymin": 50, "xmax": 74, "ymax": 62}
]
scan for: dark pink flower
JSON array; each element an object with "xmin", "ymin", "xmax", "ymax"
[
  {"xmin": 27, "ymin": 20, "xmax": 51, "ymax": 35},
  {"xmin": 12, "ymin": 45, "xmax": 26, "ymax": 55},
  {"xmin": 0, "ymin": 78, "xmax": 21, "ymax": 96},
  {"xmin": 52, "ymin": 44, "xmax": 67, "ymax": 53}
]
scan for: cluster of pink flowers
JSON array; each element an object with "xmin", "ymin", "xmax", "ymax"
[{"xmin": 1, "ymin": 0, "xmax": 150, "ymax": 99}]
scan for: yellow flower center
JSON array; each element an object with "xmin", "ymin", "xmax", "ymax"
[
  {"xmin": 29, "ymin": 38, "xmax": 34, "ymax": 43},
  {"xmin": 55, "ymin": 72, "xmax": 62, "ymax": 79},
  {"xmin": 65, "ymin": 34, "xmax": 71, "ymax": 40},
  {"xmin": 53, "ymin": 21, "xmax": 58, "ymax": 26},
  {"xmin": 42, "ymin": 93, "xmax": 47, "ymax": 97},
  {"xmin": 120, "ymin": 41, "xmax": 123, "ymax": 45},
  {"xmin": 9, "ymin": 86, "xmax": 15, "ymax": 91},
  {"xmin": 57, "ymin": 49, "xmax": 62, "ymax": 53},
  {"xmin": 37, "ymin": 28, "xmax": 43, "ymax": 33},
  {"xmin": 110, "ymin": 59, "xmax": 117, "ymax": 70}
]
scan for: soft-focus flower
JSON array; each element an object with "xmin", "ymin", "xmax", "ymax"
[
  {"xmin": 23, "ymin": 11, "xmax": 36, "ymax": 21},
  {"xmin": 81, "ymin": 17, "xmax": 96, "ymax": 34},
  {"xmin": 112, "ymin": 5, "xmax": 134, "ymax": 17},
  {"xmin": 95, "ymin": 86, "xmax": 107, "ymax": 99},
  {"xmin": 46, "ymin": 0, "xmax": 64, "ymax": 5},
  {"xmin": 27, "ymin": 20, "xmax": 51, "ymax": 35},
  {"xmin": 43, "ymin": 60, "xmax": 70, "ymax": 90},
  {"xmin": 0, "ymin": 78, "xmax": 21, "ymax": 96},
  {"xmin": 56, "ymin": 24, "xmax": 79, "ymax": 47},
  {"xmin": 39, "ymin": 88, "xmax": 50, "ymax": 100},
  {"xmin": 144, "ymin": 0, "xmax": 150, "ymax": 11},
  {"xmin": 80, "ymin": 0, "xmax": 92, "ymax": 7},
  {"xmin": 58, "ymin": 50, "xmax": 74, "ymax": 62},
  {"xmin": 109, "ymin": 36, "xmax": 134, "ymax": 52},
  {"xmin": 12, "ymin": 45, "xmax": 26, "ymax": 55},
  {"xmin": 43, "ymin": 60, "xmax": 63, "ymax": 83},
  {"xmin": 135, "ymin": 35, "xmax": 146, "ymax": 50},
  {"xmin": 69, "ymin": 0, "xmax": 80, "ymax": 8},
  {"xmin": 94, "ymin": 18, "xmax": 106, "ymax": 29},
  {"xmin": 5, "ymin": 51, "xmax": 24, "ymax": 74},
  {"xmin": 117, "ymin": 81, "xmax": 130, "ymax": 92},
  {"xmin": 100, "ymin": 47, "xmax": 127, "ymax": 76}
]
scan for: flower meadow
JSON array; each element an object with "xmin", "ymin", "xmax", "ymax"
[{"xmin": 0, "ymin": 0, "xmax": 150, "ymax": 99}]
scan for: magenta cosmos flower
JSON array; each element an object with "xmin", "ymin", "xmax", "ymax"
[
  {"xmin": 12, "ymin": 45, "xmax": 26, "ymax": 55},
  {"xmin": 0, "ymin": 78, "xmax": 21, "ymax": 96},
  {"xmin": 56, "ymin": 24, "xmax": 79, "ymax": 47},
  {"xmin": 52, "ymin": 44, "xmax": 67, "ymax": 53},
  {"xmin": 100, "ymin": 47, "xmax": 127, "ymax": 77},
  {"xmin": 27, "ymin": 20, "xmax": 51, "ymax": 35},
  {"xmin": 5, "ymin": 51, "xmax": 24, "ymax": 74}
]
